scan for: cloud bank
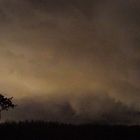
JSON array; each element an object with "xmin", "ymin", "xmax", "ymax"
[{"xmin": 0, "ymin": 0, "xmax": 140, "ymax": 124}]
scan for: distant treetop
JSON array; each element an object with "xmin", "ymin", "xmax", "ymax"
[{"xmin": 0, "ymin": 94, "xmax": 16, "ymax": 120}]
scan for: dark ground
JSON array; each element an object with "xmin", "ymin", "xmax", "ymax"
[{"xmin": 0, "ymin": 121, "xmax": 140, "ymax": 140}]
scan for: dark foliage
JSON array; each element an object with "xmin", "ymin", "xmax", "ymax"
[
  {"xmin": 0, "ymin": 121, "xmax": 140, "ymax": 140},
  {"xmin": 0, "ymin": 94, "xmax": 16, "ymax": 120},
  {"xmin": 0, "ymin": 94, "xmax": 15, "ymax": 111}
]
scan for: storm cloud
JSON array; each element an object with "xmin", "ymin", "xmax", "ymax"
[{"xmin": 0, "ymin": 0, "xmax": 140, "ymax": 124}]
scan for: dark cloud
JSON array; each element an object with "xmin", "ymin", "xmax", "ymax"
[
  {"xmin": 0, "ymin": 0, "xmax": 139, "ymax": 124},
  {"xmin": 3, "ymin": 90, "xmax": 140, "ymax": 124}
]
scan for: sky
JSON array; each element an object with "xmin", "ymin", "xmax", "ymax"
[{"xmin": 0, "ymin": 0, "xmax": 140, "ymax": 124}]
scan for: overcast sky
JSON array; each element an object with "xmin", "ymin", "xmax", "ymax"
[{"xmin": 0, "ymin": 0, "xmax": 140, "ymax": 124}]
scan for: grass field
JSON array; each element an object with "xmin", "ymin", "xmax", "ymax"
[{"xmin": 0, "ymin": 121, "xmax": 140, "ymax": 140}]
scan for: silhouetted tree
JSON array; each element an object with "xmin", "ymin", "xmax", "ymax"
[{"xmin": 0, "ymin": 94, "xmax": 16, "ymax": 121}]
